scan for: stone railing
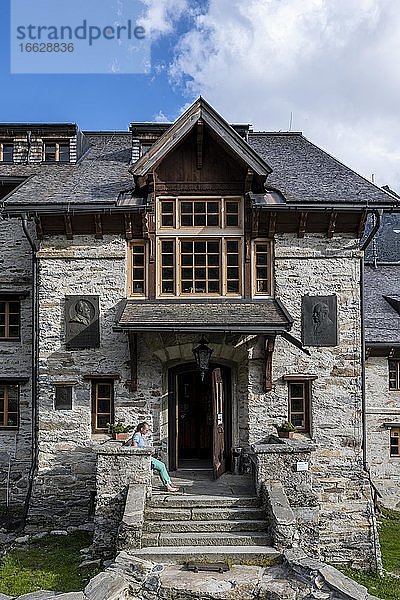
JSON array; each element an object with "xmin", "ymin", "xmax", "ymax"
[
  {"xmin": 92, "ymin": 443, "xmax": 152, "ymax": 558},
  {"xmin": 249, "ymin": 435, "xmax": 320, "ymax": 557}
]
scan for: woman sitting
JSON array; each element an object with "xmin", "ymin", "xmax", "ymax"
[{"xmin": 128, "ymin": 421, "xmax": 179, "ymax": 493}]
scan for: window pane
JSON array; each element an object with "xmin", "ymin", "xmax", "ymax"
[
  {"xmin": 227, "ymin": 254, "xmax": 239, "ymax": 266},
  {"xmin": 227, "ymin": 281, "xmax": 239, "ymax": 293},
  {"xmin": 226, "ymin": 241, "xmax": 238, "ymax": 253},
  {"xmin": 207, "ymin": 241, "xmax": 219, "ymax": 253},
  {"xmin": 194, "ymin": 254, "xmax": 206, "ymax": 266},
  {"xmin": 208, "ymin": 254, "xmax": 219, "ymax": 266},
  {"xmin": 207, "ymin": 214, "xmax": 219, "ymax": 226},
  {"xmin": 194, "ymin": 214, "xmax": 206, "ymax": 226},
  {"xmin": 208, "ymin": 268, "xmax": 220, "ymax": 280},
  {"xmin": 2, "ymin": 144, "xmax": 14, "ymax": 163},
  {"xmin": 226, "ymin": 215, "xmax": 239, "ymax": 227},
  {"xmin": 289, "ymin": 384, "xmax": 304, "ymax": 398},
  {"xmin": 97, "ymin": 414, "xmax": 109, "ymax": 429},
  {"xmin": 226, "ymin": 202, "xmax": 238, "ymax": 213},
  {"xmin": 163, "ymin": 268, "xmax": 174, "ymax": 279},
  {"xmin": 162, "ymin": 202, "xmax": 174, "ymax": 213},
  {"xmin": 55, "ymin": 386, "xmax": 73, "ymax": 410},
  {"xmin": 181, "ymin": 202, "xmax": 192, "ymax": 213},
  {"xmin": 59, "ymin": 144, "xmax": 70, "ymax": 162},
  {"xmin": 208, "ymin": 281, "xmax": 220, "ymax": 293},
  {"xmin": 194, "ymin": 268, "xmax": 206, "ymax": 279},
  {"xmin": 162, "ymin": 254, "xmax": 174, "ymax": 266},
  {"xmin": 194, "ymin": 202, "xmax": 206, "ymax": 214},
  {"xmin": 97, "ymin": 383, "xmax": 111, "ymax": 398},
  {"xmin": 291, "ymin": 414, "xmax": 304, "ymax": 427},
  {"xmin": 7, "ymin": 386, "xmax": 18, "ymax": 412},
  {"xmin": 290, "ymin": 398, "xmax": 304, "ymax": 412},
  {"xmin": 162, "ymin": 241, "xmax": 174, "ymax": 253},
  {"xmin": 194, "ymin": 241, "xmax": 206, "ymax": 253},
  {"xmin": 162, "ymin": 282, "xmax": 174, "ymax": 293},
  {"xmin": 227, "ymin": 267, "xmax": 239, "ymax": 280},
  {"xmin": 45, "ymin": 143, "xmax": 56, "ymax": 162},
  {"xmin": 181, "ymin": 241, "xmax": 193, "ymax": 253},
  {"xmin": 162, "ymin": 215, "xmax": 174, "ymax": 227}
]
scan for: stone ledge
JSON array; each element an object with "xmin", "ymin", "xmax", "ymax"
[
  {"xmin": 251, "ymin": 437, "xmax": 316, "ymax": 454},
  {"xmin": 96, "ymin": 443, "xmax": 153, "ymax": 456}
]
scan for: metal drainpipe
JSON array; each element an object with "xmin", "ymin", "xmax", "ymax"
[{"xmin": 20, "ymin": 215, "xmax": 39, "ymax": 529}]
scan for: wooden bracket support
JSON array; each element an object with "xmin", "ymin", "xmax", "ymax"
[
  {"xmin": 64, "ymin": 215, "xmax": 73, "ymax": 240},
  {"xmin": 127, "ymin": 332, "xmax": 138, "ymax": 392},
  {"xmin": 264, "ymin": 336, "xmax": 275, "ymax": 392}
]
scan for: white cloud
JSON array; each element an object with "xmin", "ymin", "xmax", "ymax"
[
  {"xmin": 169, "ymin": 0, "xmax": 400, "ymax": 191},
  {"xmin": 139, "ymin": 0, "xmax": 189, "ymax": 38}
]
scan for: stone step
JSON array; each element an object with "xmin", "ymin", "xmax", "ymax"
[
  {"xmin": 148, "ymin": 494, "xmax": 260, "ymax": 509},
  {"xmin": 145, "ymin": 506, "xmax": 265, "ymax": 521},
  {"xmin": 144, "ymin": 519, "xmax": 267, "ymax": 534},
  {"xmin": 131, "ymin": 545, "xmax": 281, "ymax": 564},
  {"xmin": 141, "ymin": 531, "xmax": 271, "ymax": 547}
]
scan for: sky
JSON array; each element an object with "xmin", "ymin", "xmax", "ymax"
[{"xmin": 0, "ymin": 0, "xmax": 399, "ymax": 192}]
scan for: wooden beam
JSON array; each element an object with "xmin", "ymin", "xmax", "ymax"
[
  {"xmin": 264, "ymin": 336, "xmax": 275, "ymax": 392},
  {"xmin": 268, "ymin": 212, "xmax": 276, "ymax": 238},
  {"xmin": 327, "ymin": 211, "xmax": 337, "ymax": 238},
  {"xmin": 94, "ymin": 214, "xmax": 103, "ymax": 239},
  {"xmin": 298, "ymin": 212, "xmax": 307, "ymax": 238},
  {"xmin": 357, "ymin": 210, "xmax": 368, "ymax": 239},
  {"xmin": 124, "ymin": 214, "xmax": 133, "ymax": 240},
  {"xmin": 244, "ymin": 169, "xmax": 254, "ymax": 193},
  {"xmin": 389, "ymin": 347, "xmax": 395, "ymax": 358},
  {"xmin": 252, "ymin": 208, "xmax": 260, "ymax": 238},
  {"xmin": 34, "ymin": 216, "xmax": 43, "ymax": 239},
  {"xmin": 64, "ymin": 215, "xmax": 73, "ymax": 240},
  {"xmin": 196, "ymin": 119, "xmax": 204, "ymax": 170},
  {"xmin": 127, "ymin": 332, "xmax": 138, "ymax": 392}
]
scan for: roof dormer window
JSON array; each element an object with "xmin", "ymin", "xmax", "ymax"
[
  {"xmin": 44, "ymin": 141, "xmax": 70, "ymax": 163},
  {"xmin": 0, "ymin": 142, "xmax": 14, "ymax": 163}
]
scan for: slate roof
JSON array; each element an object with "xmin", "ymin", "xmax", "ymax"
[
  {"xmin": 364, "ymin": 265, "xmax": 400, "ymax": 344},
  {"xmin": 117, "ymin": 299, "xmax": 293, "ymax": 333},
  {"xmin": 248, "ymin": 132, "xmax": 396, "ymax": 205},
  {"xmin": 364, "ymin": 212, "xmax": 400, "ymax": 263},
  {"xmin": 0, "ymin": 133, "xmax": 136, "ymax": 208}
]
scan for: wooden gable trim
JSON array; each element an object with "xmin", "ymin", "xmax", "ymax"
[{"xmin": 196, "ymin": 119, "xmax": 204, "ymax": 170}]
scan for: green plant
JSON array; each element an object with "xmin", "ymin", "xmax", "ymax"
[
  {"xmin": 273, "ymin": 420, "xmax": 295, "ymax": 432},
  {"xmin": 106, "ymin": 421, "xmax": 134, "ymax": 434}
]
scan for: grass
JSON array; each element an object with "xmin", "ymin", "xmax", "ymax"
[
  {"xmin": 0, "ymin": 532, "xmax": 100, "ymax": 596},
  {"xmin": 336, "ymin": 507, "xmax": 400, "ymax": 600}
]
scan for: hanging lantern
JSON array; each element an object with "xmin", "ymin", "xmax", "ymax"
[{"xmin": 193, "ymin": 336, "xmax": 213, "ymax": 381}]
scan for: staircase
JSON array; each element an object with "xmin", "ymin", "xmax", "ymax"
[{"xmin": 133, "ymin": 473, "xmax": 279, "ymax": 563}]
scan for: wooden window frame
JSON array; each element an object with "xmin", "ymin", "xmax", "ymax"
[
  {"xmin": 389, "ymin": 360, "xmax": 400, "ymax": 391},
  {"xmin": 390, "ymin": 427, "xmax": 400, "ymax": 457},
  {"xmin": 91, "ymin": 380, "xmax": 114, "ymax": 433},
  {"xmin": 0, "ymin": 383, "xmax": 19, "ymax": 429},
  {"xmin": 157, "ymin": 197, "xmax": 242, "ymax": 231},
  {"xmin": 128, "ymin": 241, "xmax": 147, "ymax": 297},
  {"xmin": 252, "ymin": 240, "xmax": 273, "ymax": 297},
  {"xmin": 288, "ymin": 381, "xmax": 310, "ymax": 433},
  {"xmin": 158, "ymin": 237, "xmax": 242, "ymax": 298},
  {"xmin": 0, "ymin": 298, "xmax": 21, "ymax": 341},
  {"xmin": 0, "ymin": 142, "xmax": 14, "ymax": 163},
  {"xmin": 44, "ymin": 141, "xmax": 70, "ymax": 163}
]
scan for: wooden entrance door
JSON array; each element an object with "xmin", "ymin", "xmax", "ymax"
[
  {"xmin": 212, "ymin": 367, "xmax": 226, "ymax": 479},
  {"xmin": 168, "ymin": 364, "xmax": 231, "ymax": 474},
  {"xmin": 177, "ymin": 370, "xmax": 212, "ymax": 463}
]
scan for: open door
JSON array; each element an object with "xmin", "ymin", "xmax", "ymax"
[{"xmin": 212, "ymin": 367, "xmax": 226, "ymax": 479}]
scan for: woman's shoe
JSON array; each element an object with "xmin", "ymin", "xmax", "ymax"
[{"xmin": 165, "ymin": 484, "xmax": 179, "ymax": 492}]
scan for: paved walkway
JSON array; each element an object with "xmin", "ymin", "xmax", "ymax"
[{"xmin": 152, "ymin": 471, "xmax": 255, "ymax": 497}]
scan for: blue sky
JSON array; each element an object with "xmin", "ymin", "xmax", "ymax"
[
  {"xmin": 0, "ymin": 0, "xmax": 196, "ymax": 128},
  {"xmin": 0, "ymin": 0, "xmax": 399, "ymax": 191}
]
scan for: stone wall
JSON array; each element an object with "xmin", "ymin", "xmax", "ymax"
[
  {"xmin": 365, "ymin": 356, "xmax": 400, "ymax": 508},
  {"xmin": 0, "ymin": 217, "xmax": 33, "ymax": 516}
]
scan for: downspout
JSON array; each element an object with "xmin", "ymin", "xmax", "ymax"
[{"xmin": 20, "ymin": 215, "xmax": 39, "ymax": 528}]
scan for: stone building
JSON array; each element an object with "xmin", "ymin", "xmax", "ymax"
[
  {"xmin": 364, "ymin": 209, "xmax": 400, "ymax": 508},
  {"xmin": 0, "ymin": 98, "xmax": 398, "ymax": 564}
]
